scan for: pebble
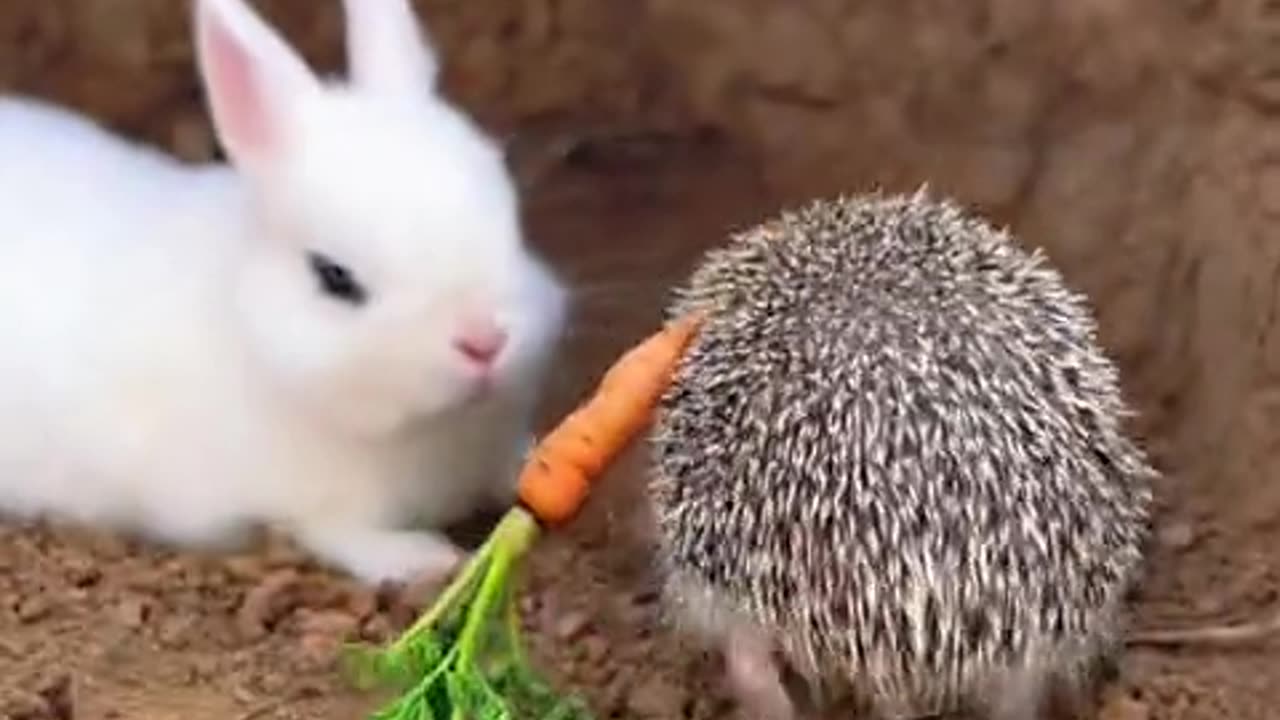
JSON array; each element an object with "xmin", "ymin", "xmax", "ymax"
[
  {"xmin": 61, "ymin": 556, "xmax": 102, "ymax": 587},
  {"xmin": 256, "ymin": 671, "xmax": 290, "ymax": 695},
  {"xmin": 581, "ymin": 634, "xmax": 609, "ymax": 664},
  {"xmin": 83, "ymin": 531, "xmax": 130, "ymax": 561},
  {"xmin": 188, "ymin": 656, "xmax": 220, "ymax": 680},
  {"xmin": 554, "ymin": 609, "xmax": 592, "ymax": 640},
  {"xmin": 124, "ymin": 568, "xmax": 168, "ymax": 593},
  {"xmin": 519, "ymin": 594, "xmax": 542, "ymax": 616},
  {"xmin": 341, "ymin": 584, "xmax": 379, "ymax": 621},
  {"xmin": 1, "ymin": 690, "xmax": 49, "ymax": 720},
  {"xmin": 1158, "ymin": 521, "xmax": 1196, "ymax": 551},
  {"xmin": 297, "ymin": 631, "xmax": 344, "ymax": 669},
  {"xmin": 298, "ymin": 609, "xmax": 360, "ymax": 640},
  {"xmin": 157, "ymin": 616, "xmax": 194, "ymax": 649},
  {"xmin": 618, "ymin": 593, "xmax": 657, "ymax": 627},
  {"xmin": 360, "ymin": 613, "xmax": 394, "ymax": 643},
  {"xmin": 262, "ymin": 539, "xmax": 310, "ymax": 569},
  {"xmin": 1099, "ymin": 693, "xmax": 1151, "ymax": 720},
  {"xmin": 36, "ymin": 674, "xmax": 74, "ymax": 720},
  {"xmin": 224, "ymin": 555, "xmax": 269, "ymax": 581},
  {"xmin": 626, "ymin": 675, "xmax": 686, "ymax": 718},
  {"xmin": 236, "ymin": 569, "xmax": 301, "ymax": 640},
  {"xmin": 16, "ymin": 596, "xmax": 52, "ymax": 623},
  {"xmin": 231, "ymin": 684, "xmax": 258, "ymax": 705},
  {"xmin": 113, "ymin": 595, "xmax": 152, "ymax": 630}
]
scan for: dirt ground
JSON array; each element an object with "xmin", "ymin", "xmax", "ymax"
[
  {"xmin": 1, "ymin": 0, "xmax": 1279, "ymax": 718},
  {"xmin": 0, "ymin": 133, "xmax": 1275, "ymax": 720}
]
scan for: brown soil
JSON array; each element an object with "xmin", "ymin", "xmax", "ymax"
[{"xmin": 2, "ymin": 0, "xmax": 1279, "ymax": 718}]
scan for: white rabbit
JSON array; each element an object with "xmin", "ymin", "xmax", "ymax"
[{"xmin": 0, "ymin": 0, "xmax": 567, "ymax": 586}]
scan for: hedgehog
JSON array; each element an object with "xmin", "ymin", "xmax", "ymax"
[{"xmin": 646, "ymin": 190, "xmax": 1157, "ymax": 720}]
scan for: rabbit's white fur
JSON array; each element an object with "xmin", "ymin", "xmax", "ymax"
[{"xmin": 0, "ymin": 0, "xmax": 567, "ymax": 585}]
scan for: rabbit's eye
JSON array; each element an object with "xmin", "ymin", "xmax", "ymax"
[{"xmin": 307, "ymin": 251, "xmax": 366, "ymax": 306}]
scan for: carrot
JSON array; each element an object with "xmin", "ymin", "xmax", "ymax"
[
  {"xmin": 350, "ymin": 313, "xmax": 705, "ymax": 720},
  {"xmin": 517, "ymin": 312, "xmax": 704, "ymax": 525}
]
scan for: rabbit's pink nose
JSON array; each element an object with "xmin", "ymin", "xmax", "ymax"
[{"xmin": 453, "ymin": 323, "xmax": 507, "ymax": 367}]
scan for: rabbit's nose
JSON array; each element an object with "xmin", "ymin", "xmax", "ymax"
[{"xmin": 453, "ymin": 322, "xmax": 507, "ymax": 367}]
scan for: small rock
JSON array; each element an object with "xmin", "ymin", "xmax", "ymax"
[
  {"xmin": 298, "ymin": 631, "xmax": 343, "ymax": 669},
  {"xmin": 342, "ymin": 585, "xmax": 379, "ymax": 621},
  {"xmin": 1, "ymin": 690, "xmax": 49, "ymax": 720},
  {"xmin": 230, "ymin": 684, "xmax": 258, "ymax": 705},
  {"xmin": 39, "ymin": 674, "xmax": 76, "ymax": 720},
  {"xmin": 298, "ymin": 609, "xmax": 360, "ymax": 640},
  {"xmin": 83, "ymin": 531, "xmax": 130, "ymax": 560},
  {"xmin": 600, "ymin": 676, "xmax": 631, "ymax": 715},
  {"xmin": 1158, "ymin": 521, "xmax": 1196, "ymax": 551},
  {"xmin": 237, "ymin": 569, "xmax": 301, "ymax": 640},
  {"xmin": 574, "ymin": 651, "xmax": 617, "ymax": 689},
  {"xmin": 188, "ymin": 656, "xmax": 219, "ymax": 680},
  {"xmin": 581, "ymin": 634, "xmax": 609, "ymax": 664},
  {"xmin": 519, "ymin": 594, "xmax": 539, "ymax": 615},
  {"xmin": 617, "ymin": 594, "xmax": 657, "ymax": 627},
  {"xmin": 626, "ymin": 675, "xmax": 686, "ymax": 718},
  {"xmin": 360, "ymin": 613, "xmax": 394, "ymax": 643},
  {"xmin": 61, "ymin": 555, "xmax": 102, "ymax": 587},
  {"xmin": 256, "ymin": 671, "xmax": 289, "ymax": 695},
  {"xmin": 293, "ymin": 683, "xmax": 325, "ymax": 700},
  {"xmin": 1098, "ymin": 692, "xmax": 1150, "ymax": 720},
  {"xmin": 113, "ymin": 595, "xmax": 152, "ymax": 630},
  {"xmin": 295, "ymin": 576, "xmax": 350, "ymax": 609},
  {"xmin": 157, "ymin": 616, "xmax": 195, "ymax": 649},
  {"xmin": 16, "ymin": 596, "xmax": 52, "ymax": 623},
  {"xmin": 124, "ymin": 568, "xmax": 169, "ymax": 593},
  {"xmin": 224, "ymin": 555, "xmax": 269, "ymax": 581},
  {"xmin": 160, "ymin": 558, "xmax": 194, "ymax": 580},
  {"xmin": 262, "ymin": 537, "xmax": 310, "ymax": 569},
  {"xmin": 631, "ymin": 587, "xmax": 661, "ymax": 606},
  {"xmin": 554, "ymin": 609, "xmax": 592, "ymax": 640},
  {"xmin": 0, "ymin": 637, "xmax": 26, "ymax": 658}
]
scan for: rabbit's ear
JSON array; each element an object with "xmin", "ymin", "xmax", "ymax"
[
  {"xmin": 342, "ymin": 0, "xmax": 440, "ymax": 99},
  {"xmin": 194, "ymin": 0, "xmax": 319, "ymax": 175}
]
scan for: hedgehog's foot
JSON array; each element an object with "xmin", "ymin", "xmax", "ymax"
[
  {"xmin": 724, "ymin": 624, "xmax": 796, "ymax": 720},
  {"xmin": 984, "ymin": 667, "xmax": 1049, "ymax": 720}
]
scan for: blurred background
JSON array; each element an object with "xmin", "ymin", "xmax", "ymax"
[{"xmin": 0, "ymin": 1, "xmax": 1276, "ymax": 718}]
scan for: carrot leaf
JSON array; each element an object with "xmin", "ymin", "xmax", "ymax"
[{"xmin": 342, "ymin": 506, "xmax": 591, "ymax": 720}]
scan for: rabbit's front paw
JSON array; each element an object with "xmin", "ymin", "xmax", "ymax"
[{"xmin": 297, "ymin": 525, "xmax": 465, "ymax": 587}]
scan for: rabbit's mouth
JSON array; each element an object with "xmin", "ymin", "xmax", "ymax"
[
  {"xmin": 456, "ymin": 375, "xmax": 495, "ymax": 405},
  {"xmin": 407, "ymin": 369, "xmax": 503, "ymax": 418}
]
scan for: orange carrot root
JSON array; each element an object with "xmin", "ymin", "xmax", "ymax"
[{"xmin": 517, "ymin": 313, "xmax": 704, "ymax": 525}]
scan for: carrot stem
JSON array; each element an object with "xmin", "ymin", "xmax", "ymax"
[
  {"xmin": 390, "ymin": 507, "xmax": 539, "ymax": 658},
  {"xmin": 456, "ymin": 508, "xmax": 538, "ymax": 666}
]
